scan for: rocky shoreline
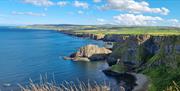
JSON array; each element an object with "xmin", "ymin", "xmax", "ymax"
[{"xmin": 60, "ymin": 30, "xmax": 105, "ymax": 40}]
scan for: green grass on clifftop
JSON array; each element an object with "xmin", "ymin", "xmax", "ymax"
[
  {"xmin": 78, "ymin": 27, "xmax": 180, "ymax": 36},
  {"xmin": 19, "ymin": 25, "xmax": 180, "ymax": 36}
]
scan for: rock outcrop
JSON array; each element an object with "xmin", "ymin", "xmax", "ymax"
[
  {"xmin": 79, "ymin": 44, "xmax": 112, "ymax": 57},
  {"xmin": 66, "ymin": 44, "xmax": 112, "ymax": 61}
]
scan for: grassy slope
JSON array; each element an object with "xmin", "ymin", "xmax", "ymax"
[
  {"xmin": 141, "ymin": 37, "xmax": 180, "ymax": 91},
  {"xmin": 107, "ymin": 36, "xmax": 180, "ymax": 91}
]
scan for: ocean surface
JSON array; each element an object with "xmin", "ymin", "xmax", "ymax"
[{"xmin": 0, "ymin": 27, "xmax": 118, "ymax": 90}]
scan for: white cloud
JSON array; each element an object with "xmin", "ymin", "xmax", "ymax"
[
  {"xmin": 113, "ymin": 14, "xmax": 180, "ymax": 27},
  {"xmin": 97, "ymin": 18, "xmax": 108, "ymax": 25},
  {"xmin": 101, "ymin": 0, "xmax": 169, "ymax": 15},
  {"xmin": 97, "ymin": 18, "xmax": 105, "ymax": 22},
  {"xmin": 12, "ymin": 11, "xmax": 46, "ymax": 17},
  {"xmin": 57, "ymin": 1, "xmax": 68, "ymax": 6},
  {"xmin": 93, "ymin": 0, "xmax": 101, "ymax": 3},
  {"xmin": 77, "ymin": 10, "xmax": 84, "ymax": 14},
  {"xmin": 23, "ymin": 0, "xmax": 54, "ymax": 7},
  {"xmin": 168, "ymin": 19, "xmax": 179, "ymax": 23},
  {"xmin": 113, "ymin": 14, "xmax": 163, "ymax": 26},
  {"xmin": 74, "ymin": 1, "xmax": 89, "ymax": 9},
  {"xmin": 167, "ymin": 19, "xmax": 180, "ymax": 27}
]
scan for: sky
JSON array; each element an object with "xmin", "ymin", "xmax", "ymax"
[{"xmin": 0, "ymin": 0, "xmax": 180, "ymax": 26}]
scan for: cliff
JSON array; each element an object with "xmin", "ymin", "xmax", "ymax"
[
  {"xmin": 106, "ymin": 35, "xmax": 180, "ymax": 67},
  {"xmin": 105, "ymin": 34, "xmax": 180, "ymax": 90},
  {"xmin": 61, "ymin": 30, "xmax": 105, "ymax": 40},
  {"xmin": 64, "ymin": 34, "xmax": 180, "ymax": 90},
  {"xmin": 58, "ymin": 29, "xmax": 180, "ymax": 90}
]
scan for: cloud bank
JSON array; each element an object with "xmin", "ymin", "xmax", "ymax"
[
  {"xmin": 57, "ymin": 1, "xmax": 68, "ymax": 7},
  {"xmin": 113, "ymin": 14, "xmax": 163, "ymax": 26},
  {"xmin": 101, "ymin": 0, "xmax": 169, "ymax": 15},
  {"xmin": 12, "ymin": 11, "xmax": 46, "ymax": 16},
  {"xmin": 74, "ymin": 1, "xmax": 89, "ymax": 9}
]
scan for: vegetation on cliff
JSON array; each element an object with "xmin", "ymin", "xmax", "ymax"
[
  {"xmin": 142, "ymin": 37, "xmax": 180, "ymax": 91},
  {"xmin": 107, "ymin": 35, "xmax": 180, "ymax": 91}
]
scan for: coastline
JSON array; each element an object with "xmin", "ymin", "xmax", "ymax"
[{"xmin": 16, "ymin": 26, "xmax": 180, "ymax": 90}]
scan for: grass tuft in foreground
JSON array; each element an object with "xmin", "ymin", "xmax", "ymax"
[
  {"xmin": 164, "ymin": 81, "xmax": 180, "ymax": 91},
  {"xmin": 18, "ymin": 78, "xmax": 115, "ymax": 91}
]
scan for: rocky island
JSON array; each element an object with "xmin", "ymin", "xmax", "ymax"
[{"xmin": 64, "ymin": 44, "xmax": 112, "ymax": 61}]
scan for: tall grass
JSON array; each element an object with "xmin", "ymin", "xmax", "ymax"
[
  {"xmin": 17, "ymin": 75, "xmax": 123, "ymax": 91},
  {"xmin": 164, "ymin": 81, "xmax": 180, "ymax": 91},
  {"xmin": 19, "ymin": 80, "xmax": 112, "ymax": 91}
]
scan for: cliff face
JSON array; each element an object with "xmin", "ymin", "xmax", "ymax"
[
  {"xmin": 104, "ymin": 35, "xmax": 180, "ymax": 90},
  {"xmin": 106, "ymin": 35, "xmax": 180, "ymax": 70},
  {"xmin": 61, "ymin": 30, "xmax": 105, "ymax": 40},
  {"xmin": 79, "ymin": 44, "xmax": 112, "ymax": 57}
]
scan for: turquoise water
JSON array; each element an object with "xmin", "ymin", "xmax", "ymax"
[{"xmin": 0, "ymin": 27, "xmax": 117, "ymax": 90}]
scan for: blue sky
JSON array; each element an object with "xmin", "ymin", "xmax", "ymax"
[{"xmin": 0, "ymin": 0, "xmax": 180, "ymax": 26}]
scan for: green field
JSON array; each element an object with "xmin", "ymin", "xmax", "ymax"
[
  {"xmin": 19, "ymin": 25, "xmax": 180, "ymax": 36},
  {"xmin": 76, "ymin": 27, "xmax": 180, "ymax": 36}
]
